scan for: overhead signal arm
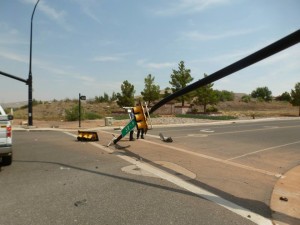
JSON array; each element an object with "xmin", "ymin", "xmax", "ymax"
[{"xmin": 149, "ymin": 29, "xmax": 300, "ymax": 114}]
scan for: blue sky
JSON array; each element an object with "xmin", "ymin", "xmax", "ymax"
[{"xmin": 0, "ymin": 0, "xmax": 299, "ymax": 103}]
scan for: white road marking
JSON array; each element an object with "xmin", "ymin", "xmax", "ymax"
[
  {"xmin": 263, "ymin": 126, "xmax": 279, "ymax": 129},
  {"xmin": 209, "ymin": 124, "xmax": 300, "ymax": 136},
  {"xmin": 64, "ymin": 131, "xmax": 272, "ymax": 225},
  {"xmin": 227, "ymin": 140, "xmax": 300, "ymax": 161},
  {"xmin": 200, "ymin": 129, "xmax": 215, "ymax": 133},
  {"xmin": 142, "ymin": 139, "xmax": 282, "ymax": 177},
  {"xmin": 92, "ymin": 130, "xmax": 282, "ymax": 177},
  {"xmin": 119, "ymin": 154, "xmax": 273, "ymax": 225},
  {"xmin": 187, "ymin": 134, "xmax": 208, "ymax": 137}
]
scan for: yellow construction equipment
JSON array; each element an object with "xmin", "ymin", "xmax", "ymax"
[{"xmin": 77, "ymin": 130, "xmax": 99, "ymax": 142}]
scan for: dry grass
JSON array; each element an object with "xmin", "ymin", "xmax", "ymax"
[
  {"xmin": 10, "ymin": 99, "xmax": 299, "ymax": 123},
  {"xmin": 12, "ymin": 101, "xmax": 121, "ymax": 121},
  {"xmin": 217, "ymin": 100, "xmax": 299, "ymax": 118}
]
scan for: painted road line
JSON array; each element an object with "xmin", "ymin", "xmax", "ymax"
[
  {"xmin": 200, "ymin": 129, "xmax": 215, "ymax": 133},
  {"xmin": 96, "ymin": 130, "xmax": 282, "ymax": 177},
  {"xmin": 64, "ymin": 131, "xmax": 272, "ymax": 225},
  {"xmin": 263, "ymin": 126, "xmax": 279, "ymax": 129},
  {"xmin": 187, "ymin": 134, "xmax": 208, "ymax": 137},
  {"xmin": 227, "ymin": 140, "xmax": 300, "ymax": 161},
  {"xmin": 209, "ymin": 124, "xmax": 300, "ymax": 136},
  {"xmin": 118, "ymin": 154, "xmax": 273, "ymax": 225},
  {"xmin": 141, "ymin": 139, "xmax": 282, "ymax": 177}
]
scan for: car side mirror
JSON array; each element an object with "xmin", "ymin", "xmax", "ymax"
[{"xmin": 8, "ymin": 115, "xmax": 13, "ymax": 120}]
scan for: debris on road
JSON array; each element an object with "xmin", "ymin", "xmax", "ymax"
[{"xmin": 159, "ymin": 133, "xmax": 173, "ymax": 143}]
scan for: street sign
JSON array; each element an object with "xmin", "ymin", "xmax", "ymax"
[
  {"xmin": 80, "ymin": 96, "xmax": 86, "ymax": 100},
  {"xmin": 121, "ymin": 119, "xmax": 136, "ymax": 137}
]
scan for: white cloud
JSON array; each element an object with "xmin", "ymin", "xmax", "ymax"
[
  {"xmin": 154, "ymin": 0, "xmax": 231, "ymax": 15},
  {"xmin": 183, "ymin": 28, "xmax": 259, "ymax": 41},
  {"xmin": 0, "ymin": 51, "xmax": 28, "ymax": 63},
  {"xmin": 21, "ymin": 0, "xmax": 72, "ymax": 31},
  {"xmin": 71, "ymin": 0, "xmax": 102, "ymax": 24},
  {"xmin": 0, "ymin": 23, "xmax": 26, "ymax": 45},
  {"xmin": 92, "ymin": 56, "xmax": 121, "ymax": 62},
  {"xmin": 137, "ymin": 60, "xmax": 175, "ymax": 69}
]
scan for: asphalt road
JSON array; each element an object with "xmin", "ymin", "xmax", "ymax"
[
  {"xmin": 0, "ymin": 118, "xmax": 299, "ymax": 225},
  {"xmin": 0, "ymin": 130, "xmax": 257, "ymax": 225},
  {"xmin": 146, "ymin": 118, "xmax": 300, "ymax": 174},
  {"xmin": 111, "ymin": 118, "xmax": 300, "ymax": 224}
]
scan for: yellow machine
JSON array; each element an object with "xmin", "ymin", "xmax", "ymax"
[{"xmin": 77, "ymin": 130, "xmax": 99, "ymax": 142}]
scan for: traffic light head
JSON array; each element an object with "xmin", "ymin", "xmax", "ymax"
[{"xmin": 132, "ymin": 105, "xmax": 148, "ymax": 131}]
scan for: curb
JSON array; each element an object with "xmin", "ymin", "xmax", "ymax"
[{"xmin": 270, "ymin": 165, "xmax": 300, "ymax": 225}]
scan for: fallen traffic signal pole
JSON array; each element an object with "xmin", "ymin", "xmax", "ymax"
[
  {"xmin": 113, "ymin": 102, "xmax": 149, "ymax": 145},
  {"xmin": 149, "ymin": 29, "xmax": 300, "ymax": 114}
]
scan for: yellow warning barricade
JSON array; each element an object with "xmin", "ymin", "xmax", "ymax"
[{"xmin": 77, "ymin": 131, "xmax": 99, "ymax": 142}]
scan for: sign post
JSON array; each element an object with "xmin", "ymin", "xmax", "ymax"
[{"xmin": 79, "ymin": 93, "xmax": 86, "ymax": 128}]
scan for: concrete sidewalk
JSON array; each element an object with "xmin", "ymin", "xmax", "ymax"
[{"xmin": 271, "ymin": 165, "xmax": 300, "ymax": 225}]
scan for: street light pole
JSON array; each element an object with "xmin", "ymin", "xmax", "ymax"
[{"xmin": 27, "ymin": 0, "xmax": 40, "ymax": 126}]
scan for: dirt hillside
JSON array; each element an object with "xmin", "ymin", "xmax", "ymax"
[{"xmin": 7, "ymin": 97, "xmax": 300, "ymax": 125}]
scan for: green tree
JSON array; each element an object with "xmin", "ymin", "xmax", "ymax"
[
  {"xmin": 194, "ymin": 74, "xmax": 219, "ymax": 113},
  {"xmin": 110, "ymin": 92, "xmax": 117, "ymax": 102},
  {"xmin": 162, "ymin": 87, "xmax": 172, "ymax": 98},
  {"xmin": 141, "ymin": 74, "xmax": 160, "ymax": 106},
  {"xmin": 215, "ymin": 90, "xmax": 234, "ymax": 102},
  {"xmin": 291, "ymin": 82, "xmax": 300, "ymax": 116},
  {"xmin": 95, "ymin": 92, "xmax": 109, "ymax": 103},
  {"xmin": 169, "ymin": 61, "xmax": 194, "ymax": 106},
  {"xmin": 251, "ymin": 86, "xmax": 272, "ymax": 102},
  {"xmin": 116, "ymin": 80, "xmax": 135, "ymax": 107},
  {"xmin": 275, "ymin": 92, "xmax": 291, "ymax": 102}
]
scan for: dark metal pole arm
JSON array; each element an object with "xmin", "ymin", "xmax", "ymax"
[{"xmin": 0, "ymin": 70, "xmax": 28, "ymax": 84}]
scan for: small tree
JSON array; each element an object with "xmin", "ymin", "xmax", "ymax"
[
  {"xmin": 291, "ymin": 82, "xmax": 300, "ymax": 116},
  {"xmin": 95, "ymin": 92, "xmax": 109, "ymax": 103},
  {"xmin": 194, "ymin": 74, "xmax": 219, "ymax": 113},
  {"xmin": 215, "ymin": 90, "xmax": 234, "ymax": 102},
  {"xmin": 116, "ymin": 80, "xmax": 135, "ymax": 107},
  {"xmin": 141, "ymin": 74, "xmax": 160, "ymax": 106},
  {"xmin": 275, "ymin": 92, "xmax": 291, "ymax": 102},
  {"xmin": 169, "ymin": 61, "xmax": 194, "ymax": 106},
  {"xmin": 110, "ymin": 92, "xmax": 117, "ymax": 102},
  {"xmin": 251, "ymin": 86, "xmax": 272, "ymax": 102},
  {"xmin": 162, "ymin": 87, "xmax": 172, "ymax": 98}
]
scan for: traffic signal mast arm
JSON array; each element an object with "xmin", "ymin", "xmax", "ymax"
[{"xmin": 149, "ymin": 29, "xmax": 300, "ymax": 114}]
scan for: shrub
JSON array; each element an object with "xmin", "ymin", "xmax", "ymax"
[
  {"xmin": 241, "ymin": 95, "xmax": 251, "ymax": 103},
  {"xmin": 85, "ymin": 112, "xmax": 102, "ymax": 120},
  {"xmin": 65, "ymin": 105, "xmax": 81, "ymax": 121},
  {"xmin": 206, "ymin": 106, "xmax": 218, "ymax": 113}
]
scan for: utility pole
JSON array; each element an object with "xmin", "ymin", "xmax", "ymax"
[{"xmin": 28, "ymin": 0, "xmax": 40, "ymax": 126}]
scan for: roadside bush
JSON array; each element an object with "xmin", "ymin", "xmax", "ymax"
[
  {"xmin": 241, "ymin": 95, "xmax": 251, "ymax": 103},
  {"xmin": 85, "ymin": 112, "xmax": 102, "ymax": 120},
  {"xmin": 206, "ymin": 106, "xmax": 218, "ymax": 113},
  {"xmin": 65, "ymin": 105, "xmax": 81, "ymax": 121}
]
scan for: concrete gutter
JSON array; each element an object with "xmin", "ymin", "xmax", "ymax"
[{"xmin": 270, "ymin": 165, "xmax": 300, "ymax": 225}]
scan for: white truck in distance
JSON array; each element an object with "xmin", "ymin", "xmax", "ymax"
[{"xmin": 0, "ymin": 105, "xmax": 13, "ymax": 166}]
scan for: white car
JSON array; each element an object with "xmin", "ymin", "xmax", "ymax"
[{"xmin": 0, "ymin": 105, "xmax": 13, "ymax": 166}]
